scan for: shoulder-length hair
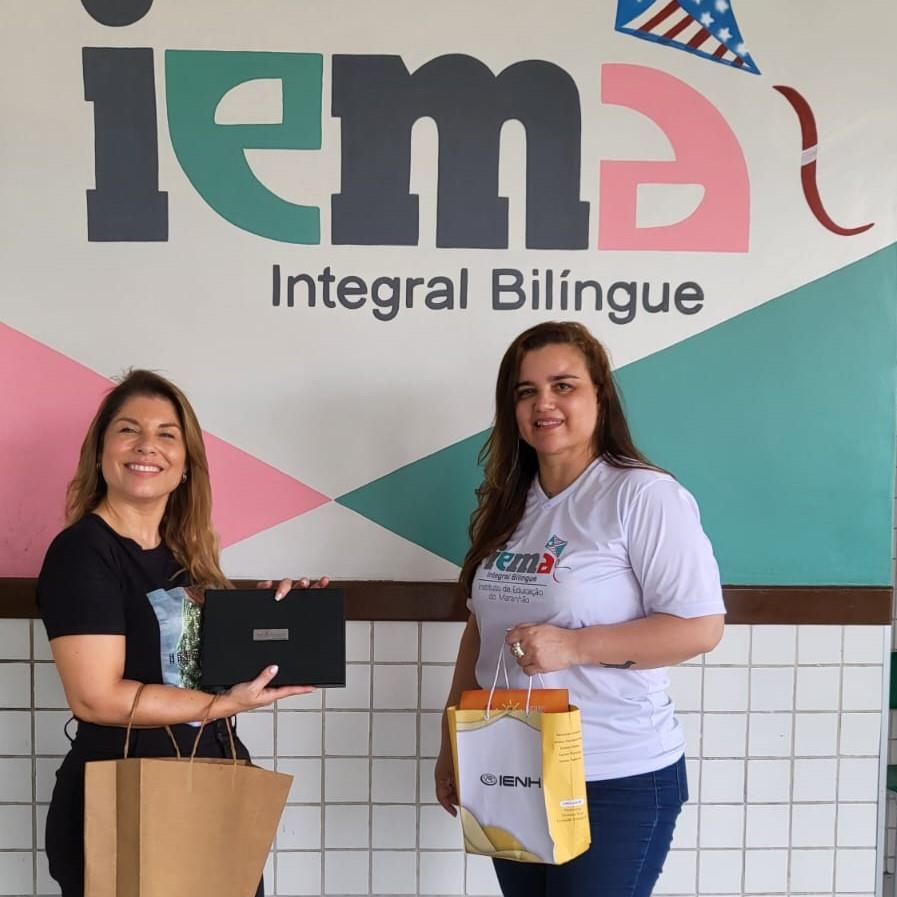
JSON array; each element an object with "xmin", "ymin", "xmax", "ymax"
[
  {"xmin": 66, "ymin": 369, "xmax": 230, "ymax": 590},
  {"xmin": 459, "ymin": 321, "xmax": 657, "ymax": 594}
]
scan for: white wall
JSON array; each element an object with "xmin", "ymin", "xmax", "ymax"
[{"xmin": 0, "ymin": 619, "xmax": 889, "ymax": 897}]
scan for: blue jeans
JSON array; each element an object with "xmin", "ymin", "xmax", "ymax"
[{"xmin": 493, "ymin": 754, "xmax": 687, "ymax": 897}]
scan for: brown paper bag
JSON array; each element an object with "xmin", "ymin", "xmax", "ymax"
[{"xmin": 84, "ymin": 688, "xmax": 291, "ymax": 897}]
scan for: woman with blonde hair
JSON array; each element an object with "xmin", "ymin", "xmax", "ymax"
[
  {"xmin": 436, "ymin": 322, "xmax": 725, "ymax": 897},
  {"xmin": 39, "ymin": 370, "xmax": 324, "ymax": 897}
]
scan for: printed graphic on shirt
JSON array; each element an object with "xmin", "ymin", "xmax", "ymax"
[
  {"xmin": 146, "ymin": 587, "xmax": 202, "ymax": 689},
  {"xmin": 478, "ymin": 534, "xmax": 572, "ymax": 603},
  {"xmin": 543, "ymin": 535, "xmax": 572, "ymax": 582}
]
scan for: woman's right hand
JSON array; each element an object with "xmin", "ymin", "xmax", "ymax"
[
  {"xmin": 224, "ymin": 664, "xmax": 315, "ymax": 713},
  {"xmin": 435, "ymin": 744, "xmax": 458, "ymax": 816}
]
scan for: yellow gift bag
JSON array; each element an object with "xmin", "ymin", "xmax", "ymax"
[{"xmin": 447, "ymin": 657, "xmax": 590, "ymax": 864}]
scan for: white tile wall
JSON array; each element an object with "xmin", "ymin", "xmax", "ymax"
[
  {"xmin": 325, "ymin": 804, "xmax": 370, "ymax": 848},
  {"xmin": 239, "ymin": 709, "xmax": 275, "ymax": 757},
  {"xmin": 0, "ymin": 851, "xmax": 33, "ymax": 896},
  {"xmin": 0, "ymin": 804, "xmax": 33, "ymax": 850},
  {"xmin": 793, "ymin": 757, "xmax": 838, "ymax": 802},
  {"xmin": 790, "ymin": 848, "xmax": 835, "ymax": 892},
  {"xmin": 749, "ymin": 667, "xmax": 794, "ymax": 711},
  {"xmin": 373, "ymin": 849, "xmax": 417, "ymax": 894},
  {"xmin": 744, "ymin": 847, "xmax": 788, "ymax": 892},
  {"xmin": 373, "ymin": 622, "xmax": 419, "ymax": 663},
  {"xmin": 0, "ymin": 664, "xmax": 30, "ymax": 708},
  {"xmin": 886, "ymin": 581, "xmax": 897, "ymax": 883},
  {"xmin": 276, "ymin": 850, "xmax": 322, "ymax": 896},
  {"xmin": 1, "ymin": 619, "xmax": 890, "ymax": 896},
  {"xmin": 323, "ymin": 711, "xmax": 370, "ymax": 756},
  {"xmin": 277, "ymin": 758, "xmax": 322, "ymax": 803},
  {"xmin": 324, "ymin": 849, "xmax": 369, "ymax": 894},
  {"xmin": 372, "ymin": 805, "xmax": 416, "ymax": 849},
  {"xmin": 798, "ymin": 626, "xmax": 843, "ymax": 665},
  {"xmin": 325, "ymin": 757, "xmax": 370, "ymax": 802},
  {"xmin": 745, "ymin": 758, "xmax": 790, "ymax": 802},
  {"xmin": 279, "ymin": 805, "xmax": 323, "ymax": 850},
  {"xmin": 464, "ymin": 854, "xmax": 502, "ymax": 896},
  {"xmin": 744, "ymin": 804, "xmax": 789, "ymax": 848},
  {"xmin": 371, "ymin": 712, "xmax": 417, "ymax": 756},
  {"xmin": 0, "ymin": 758, "xmax": 32, "ymax": 803},
  {"xmin": 345, "ymin": 622, "xmax": 372, "ymax": 663},
  {"xmin": 0, "ymin": 621, "xmax": 29, "ymax": 660}
]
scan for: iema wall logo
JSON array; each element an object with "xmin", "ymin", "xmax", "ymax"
[
  {"xmin": 77, "ymin": 1, "xmax": 872, "ymax": 261},
  {"xmin": 83, "ymin": 49, "xmax": 753, "ymax": 251}
]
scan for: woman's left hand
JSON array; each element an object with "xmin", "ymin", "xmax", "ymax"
[
  {"xmin": 257, "ymin": 577, "xmax": 331, "ymax": 601},
  {"xmin": 505, "ymin": 623, "xmax": 578, "ymax": 675}
]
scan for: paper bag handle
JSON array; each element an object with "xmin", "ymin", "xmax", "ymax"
[
  {"xmin": 484, "ymin": 645, "xmax": 544, "ymax": 719},
  {"xmin": 190, "ymin": 694, "xmax": 238, "ymax": 766},
  {"xmin": 123, "ymin": 684, "xmax": 181, "ymax": 759}
]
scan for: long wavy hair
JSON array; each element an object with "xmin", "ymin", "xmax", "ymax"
[
  {"xmin": 460, "ymin": 321, "xmax": 657, "ymax": 594},
  {"xmin": 65, "ymin": 370, "xmax": 230, "ymax": 590}
]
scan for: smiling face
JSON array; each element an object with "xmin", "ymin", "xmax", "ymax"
[
  {"xmin": 99, "ymin": 394, "xmax": 187, "ymax": 509},
  {"xmin": 514, "ymin": 343, "xmax": 599, "ymax": 470}
]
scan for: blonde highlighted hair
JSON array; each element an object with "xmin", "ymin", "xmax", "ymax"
[{"xmin": 66, "ymin": 370, "xmax": 230, "ymax": 590}]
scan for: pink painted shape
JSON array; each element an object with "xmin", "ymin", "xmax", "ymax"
[
  {"xmin": 0, "ymin": 326, "xmax": 108, "ymax": 577},
  {"xmin": 0, "ymin": 323, "xmax": 329, "ymax": 576},
  {"xmin": 598, "ymin": 63, "xmax": 750, "ymax": 252},
  {"xmin": 204, "ymin": 434, "xmax": 329, "ymax": 548}
]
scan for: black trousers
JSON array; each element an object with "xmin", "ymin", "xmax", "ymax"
[{"xmin": 45, "ymin": 719, "xmax": 264, "ymax": 897}]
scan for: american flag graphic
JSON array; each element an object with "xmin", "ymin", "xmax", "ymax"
[{"xmin": 615, "ymin": 0, "xmax": 760, "ymax": 75}]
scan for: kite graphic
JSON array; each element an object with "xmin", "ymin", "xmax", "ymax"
[
  {"xmin": 613, "ymin": 3, "xmax": 872, "ymax": 237},
  {"xmin": 545, "ymin": 535, "xmax": 568, "ymax": 559},
  {"xmin": 615, "ymin": 0, "xmax": 760, "ymax": 75}
]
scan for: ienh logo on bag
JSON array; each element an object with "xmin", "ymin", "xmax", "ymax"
[{"xmin": 480, "ymin": 773, "xmax": 543, "ymax": 789}]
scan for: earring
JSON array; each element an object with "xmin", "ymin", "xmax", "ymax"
[{"xmin": 181, "ymin": 472, "xmax": 188, "ymax": 484}]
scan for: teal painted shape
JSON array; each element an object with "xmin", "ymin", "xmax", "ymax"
[
  {"xmin": 339, "ymin": 246, "xmax": 897, "ymax": 584},
  {"xmin": 616, "ymin": 244, "xmax": 897, "ymax": 585},
  {"xmin": 166, "ymin": 51, "xmax": 322, "ymax": 244},
  {"xmin": 338, "ymin": 431, "xmax": 488, "ymax": 567}
]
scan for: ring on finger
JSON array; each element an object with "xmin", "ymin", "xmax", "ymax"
[{"xmin": 510, "ymin": 640, "xmax": 525, "ymax": 659}]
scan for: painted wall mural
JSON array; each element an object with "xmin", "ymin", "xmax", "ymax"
[{"xmin": 1, "ymin": 0, "xmax": 895, "ymax": 585}]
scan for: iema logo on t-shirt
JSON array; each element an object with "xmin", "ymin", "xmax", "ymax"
[
  {"xmin": 483, "ymin": 534, "xmax": 568, "ymax": 579},
  {"xmin": 147, "ymin": 587, "xmax": 202, "ymax": 689}
]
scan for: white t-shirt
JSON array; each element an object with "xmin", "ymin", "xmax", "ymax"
[{"xmin": 469, "ymin": 457, "xmax": 724, "ymax": 780}]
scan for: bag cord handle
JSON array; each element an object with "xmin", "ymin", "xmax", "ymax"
[
  {"xmin": 484, "ymin": 644, "xmax": 544, "ymax": 720},
  {"xmin": 123, "ymin": 684, "xmax": 181, "ymax": 759},
  {"xmin": 190, "ymin": 694, "xmax": 238, "ymax": 765}
]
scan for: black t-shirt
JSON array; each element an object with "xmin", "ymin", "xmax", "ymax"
[
  {"xmin": 38, "ymin": 513, "xmax": 195, "ymax": 684},
  {"xmin": 37, "ymin": 513, "xmax": 236, "ymax": 759}
]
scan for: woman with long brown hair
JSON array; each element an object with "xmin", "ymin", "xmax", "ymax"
[
  {"xmin": 38, "ymin": 370, "xmax": 325, "ymax": 897},
  {"xmin": 436, "ymin": 322, "xmax": 725, "ymax": 897}
]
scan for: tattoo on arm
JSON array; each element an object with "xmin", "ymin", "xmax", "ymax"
[{"xmin": 599, "ymin": 660, "xmax": 636, "ymax": 669}]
